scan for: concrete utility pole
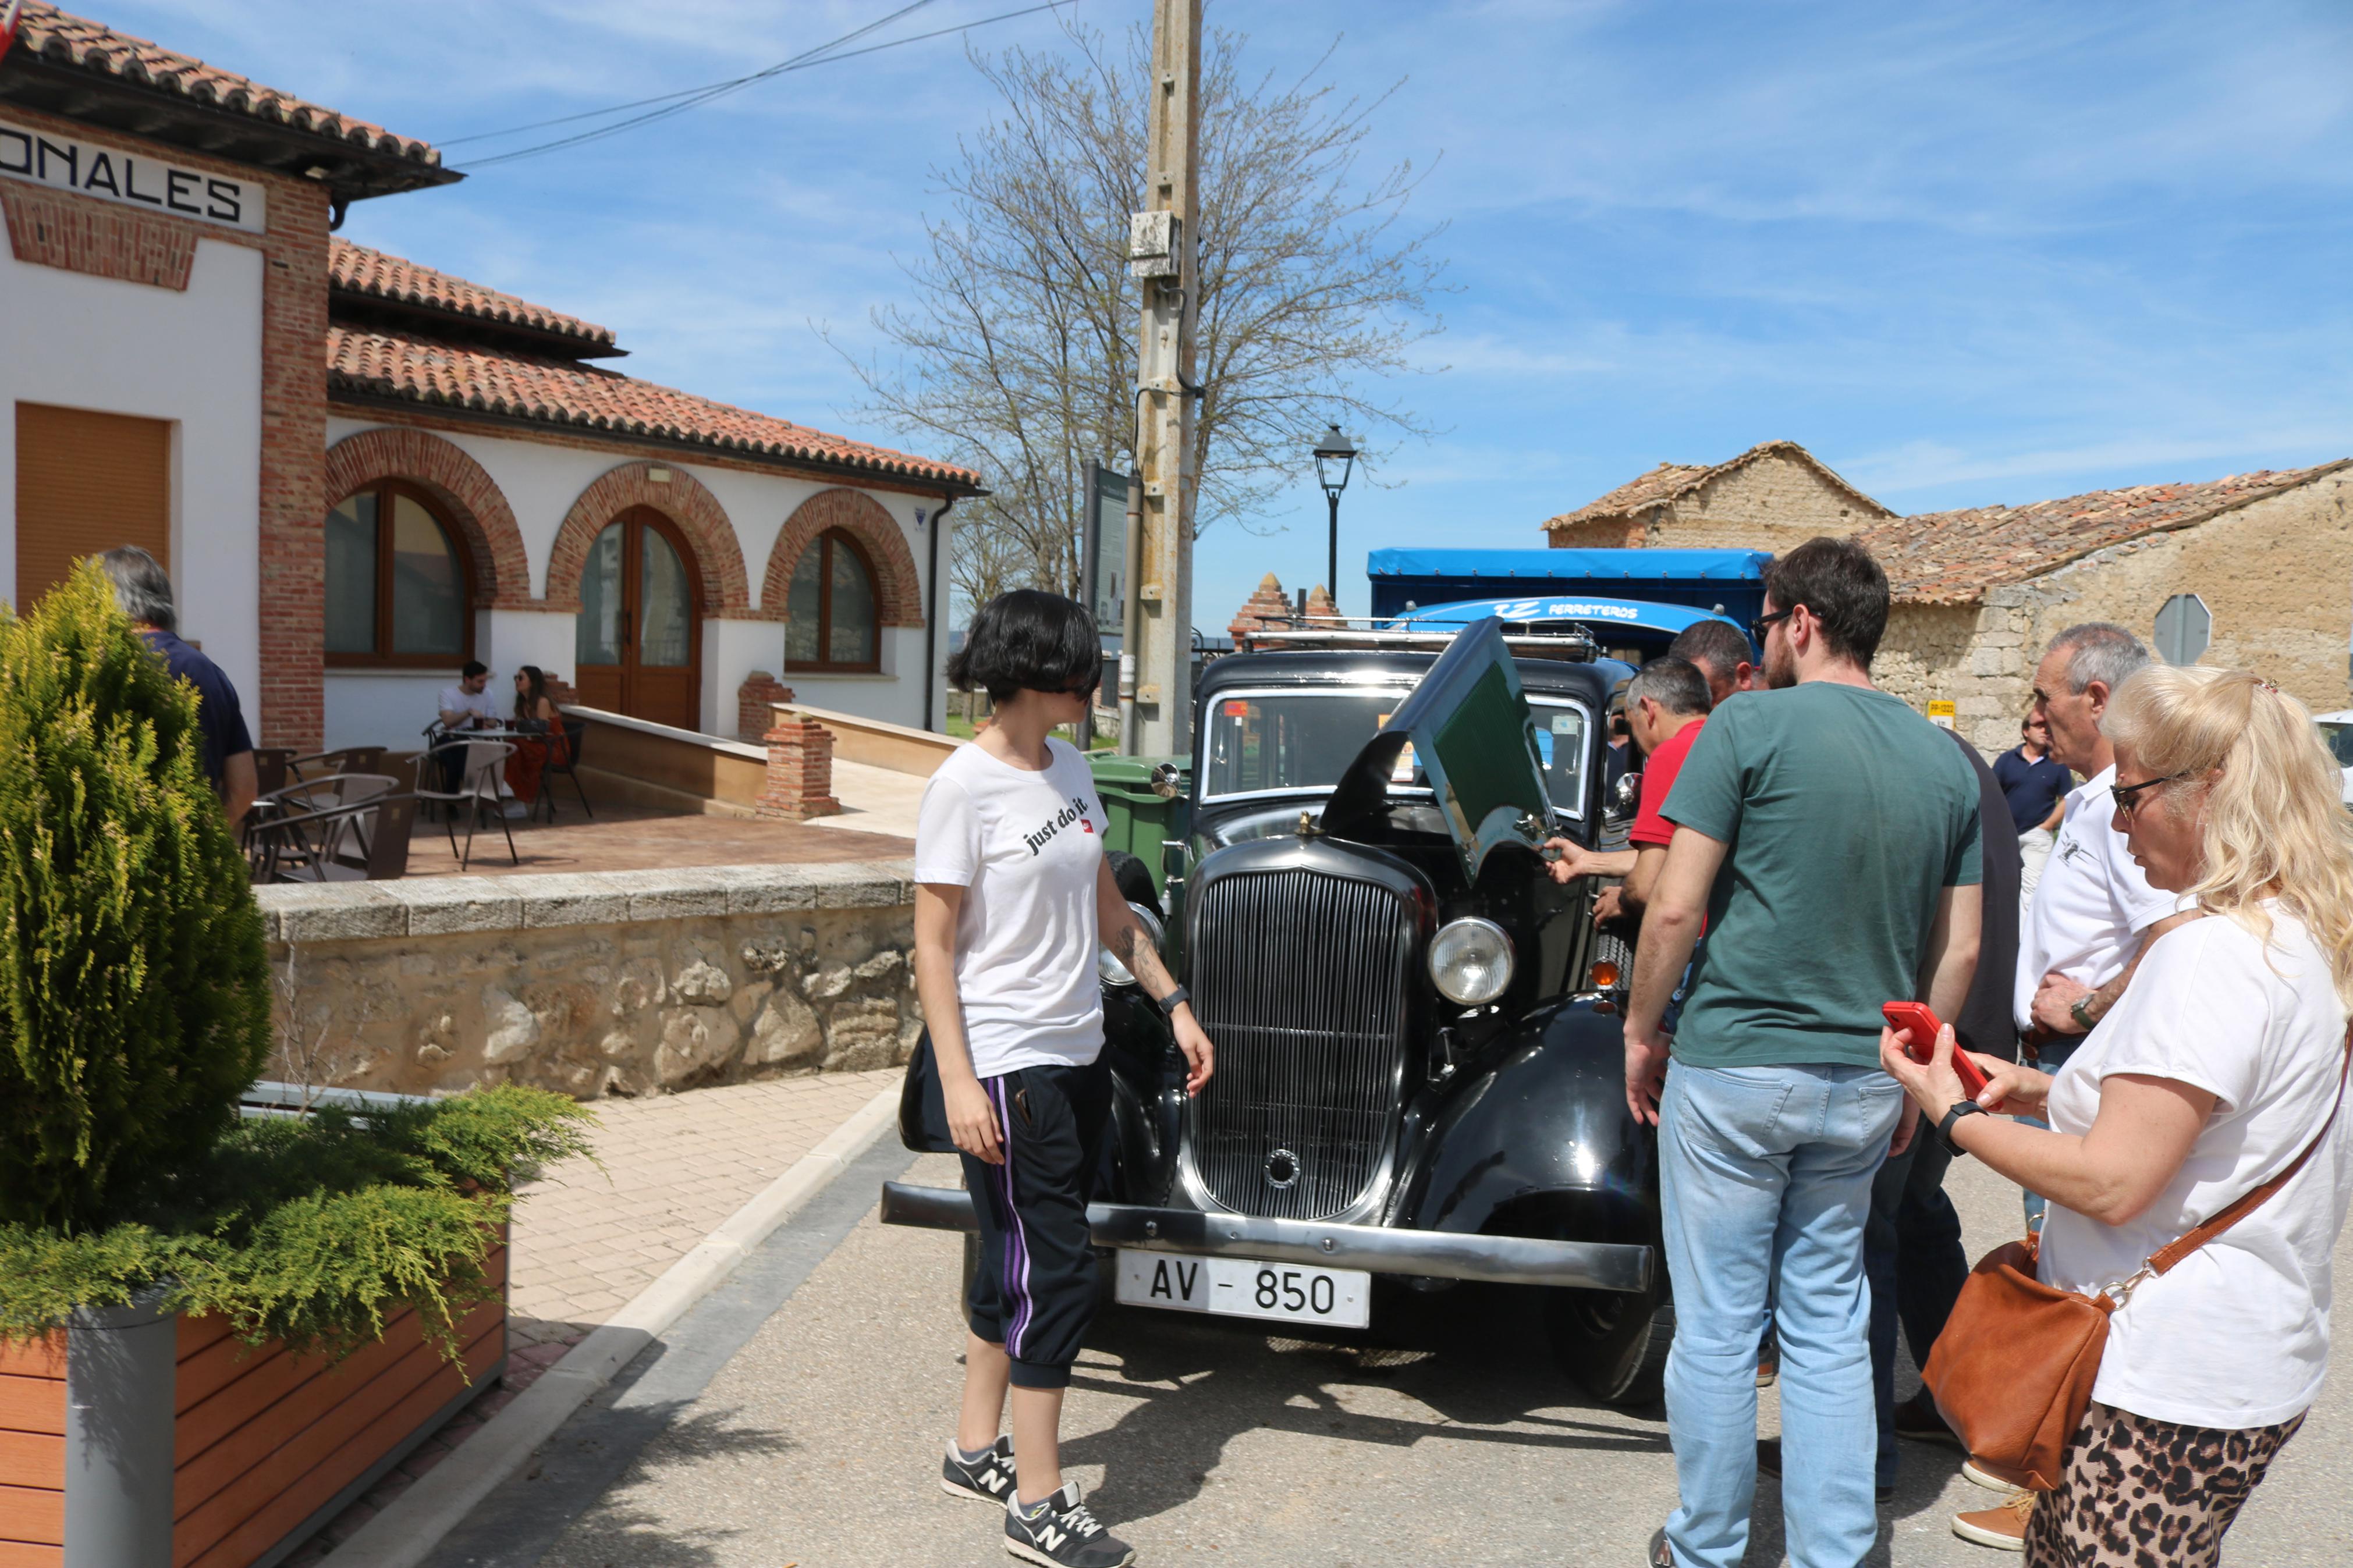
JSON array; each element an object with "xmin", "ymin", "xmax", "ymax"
[{"xmin": 1121, "ymin": 0, "xmax": 1202, "ymax": 758}]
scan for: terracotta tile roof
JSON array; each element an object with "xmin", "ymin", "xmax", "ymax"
[
  {"xmin": 1543, "ymin": 440, "xmax": 1893, "ymax": 536},
  {"xmin": 1860, "ymin": 460, "xmax": 2353, "ymax": 605},
  {"xmin": 331, "ymin": 239, "xmax": 616, "ymax": 353},
  {"xmin": 326, "ymin": 324, "xmax": 984, "ymax": 490},
  {"xmin": 8, "ymin": 3, "xmax": 443, "ymax": 170}
]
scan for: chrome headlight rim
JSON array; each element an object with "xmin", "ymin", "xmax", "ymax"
[
  {"xmin": 1428, "ymin": 915, "xmax": 1515, "ymax": 1006},
  {"xmin": 1097, "ymin": 901, "xmax": 1166, "ymax": 987}
]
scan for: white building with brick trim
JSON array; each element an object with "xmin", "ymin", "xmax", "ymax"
[{"xmin": 0, "ymin": 4, "xmax": 981, "ymax": 756}]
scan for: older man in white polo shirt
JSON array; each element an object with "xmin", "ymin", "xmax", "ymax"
[{"xmin": 2014, "ymin": 623, "xmax": 2196, "ymax": 1229}]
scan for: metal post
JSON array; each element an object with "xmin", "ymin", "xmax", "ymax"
[
  {"xmin": 63, "ymin": 1288, "xmax": 176, "ymax": 1567},
  {"xmin": 1117, "ymin": 470, "xmax": 1144, "ymax": 753},
  {"xmin": 1326, "ymin": 489, "xmax": 1340, "ymax": 616},
  {"xmin": 1128, "ymin": 0, "xmax": 1202, "ymax": 760}
]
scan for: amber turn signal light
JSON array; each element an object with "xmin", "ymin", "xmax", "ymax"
[{"xmin": 1589, "ymin": 959, "xmax": 1621, "ymax": 990}]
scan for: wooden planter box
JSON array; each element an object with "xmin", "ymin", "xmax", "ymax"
[{"xmin": 0, "ymin": 1241, "xmax": 505, "ymax": 1568}]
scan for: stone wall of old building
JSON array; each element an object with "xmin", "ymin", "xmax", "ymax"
[
  {"xmin": 1875, "ymin": 471, "xmax": 2353, "ymax": 756},
  {"xmin": 255, "ymin": 863, "xmax": 921, "ymax": 1101},
  {"xmin": 1642, "ymin": 452, "xmax": 1887, "ymax": 553},
  {"xmin": 1878, "ymin": 592, "xmax": 2038, "ymax": 756}
]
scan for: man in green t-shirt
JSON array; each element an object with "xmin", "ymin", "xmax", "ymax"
[{"xmin": 1626, "ymin": 537, "xmax": 1982, "ymax": 1568}]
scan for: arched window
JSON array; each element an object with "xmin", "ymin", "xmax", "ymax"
[
  {"xmin": 325, "ymin": 482, "xmax": 473, "ymax": 665},
  {"xmin": 785, "ymin": 528, "xmax": 880, "ymax": 673}
]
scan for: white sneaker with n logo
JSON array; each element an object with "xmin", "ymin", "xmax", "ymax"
[{"xmin": 1005, "ymin": 1480, "xmax": 1135, "ymax": 1567}]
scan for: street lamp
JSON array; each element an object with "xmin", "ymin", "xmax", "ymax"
[{"xmin": 1313, "ymin": 423, "xmax": 1358, "ymax": 615}]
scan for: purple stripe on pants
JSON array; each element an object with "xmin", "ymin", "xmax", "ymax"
[{"xmin": 989, "ymin": 1077, "xmax": 1036, "ymax": 1358}]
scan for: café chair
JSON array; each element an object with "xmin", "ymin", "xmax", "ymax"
[
  {"xmin": 413, "ymin": 739, "xmax": 519, "ymax": 870},
  {"xmin": 531, "ymin": 715, "xmax": 595, "ymax": 824}
]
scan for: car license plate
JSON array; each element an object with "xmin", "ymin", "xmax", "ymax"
[{"xmin": 1113, "ymin": 1249, "xmax": 1371, "ymax": 1328}]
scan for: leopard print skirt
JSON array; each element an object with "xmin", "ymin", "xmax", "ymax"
[{"xmin": 2024, "ymin": 1399, "xmax": 2304, "ymax": 1567}]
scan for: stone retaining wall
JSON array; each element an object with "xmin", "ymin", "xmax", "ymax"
[{"xmin": 254, "ymin": 863, "xmax": 920, "ymax": 1101}]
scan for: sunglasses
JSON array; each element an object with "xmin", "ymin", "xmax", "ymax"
[
  {"xmin": 1749, "ymin": 607, "xmax": 1795, "ymax": 643},
  {"xmin": 2110, "ymin": 771, "xmax": 2189, "ymax": 815}
]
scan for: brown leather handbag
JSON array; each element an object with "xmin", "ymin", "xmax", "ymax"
[{"xmin": 1923, "ymin": 1028, "xmax": 2352, "ymax": 1492}]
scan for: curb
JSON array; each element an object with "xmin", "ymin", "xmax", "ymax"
[{"xmin": 328, "ymin": 1086, "xmax": 903, "ymax": 1568}]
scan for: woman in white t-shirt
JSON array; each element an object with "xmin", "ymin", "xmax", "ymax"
[
  {"xmin": 913, "ymin": 591, "xmax": 1213, "ymax": 1568},
  {"xmin": 1884, "ymin": 666, "xmax": 2353, "ymax": 1565}
]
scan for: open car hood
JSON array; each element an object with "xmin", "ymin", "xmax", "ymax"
[{"xmin": 1321, "ymin": 617, "xmax": 1553, "ymax": 883}]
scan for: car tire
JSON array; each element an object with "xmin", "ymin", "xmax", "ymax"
[
  {"xmin": 1548, "ymin": 1276, "xmax": 1674, "ymax": 1407},
  {"xmin": 1106, "ymin": 849, "xmax": 1160, "ymax": 918}
]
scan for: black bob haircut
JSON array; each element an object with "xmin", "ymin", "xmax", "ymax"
[{"xmin": 947, "ymin": 589, "xmax": 1101, "ymax": 703}]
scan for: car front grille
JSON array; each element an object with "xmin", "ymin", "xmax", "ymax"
[{"xmin": 1187, "ymin": 866, "xmax": 1417, "ymax": 1220}]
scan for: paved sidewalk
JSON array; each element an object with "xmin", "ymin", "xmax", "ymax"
[{"xmin": 297, "ymin": 1068, "xmax": 899, "ymax": 1562}]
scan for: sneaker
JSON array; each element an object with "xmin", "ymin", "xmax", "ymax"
[
  {"xmin": 1952, "ymin": 1489, "xmax": 2034, "ymax": 1551},
  {"xmin": 502, "ymin": 799, "xmax": 530, "ymax": 819},
  {"xmin": 1005, "ymin": 1481, "xmax": 1134, "ymax": 1567},
  {"xmin": 942, "ymin": 1436, "xmax": 1017, "ymax": 1505},
  {"xmin": 1646, "ymin": 1524, "xmax": 1673, "ymax": 1566},
  {"xmin": 1756, "ymin": 1437, "xmax": 1893, "ymax": 1505},
  {"xmin": 1893, "ymin": 1389, "xmax": 1959, "ymax": 1445},
  {"xmin": 1962, "ymin": 1459, "xmax": 2011, "ymax": 1491},
  {"xmin": 1756, "ymin": 1341, "xmax": 1779, "ymax": 1388}
]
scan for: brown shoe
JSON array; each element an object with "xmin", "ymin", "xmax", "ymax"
[{"xmin": 1952, "ymin": 1489, "xmax": 2033, "ymax": 1551}]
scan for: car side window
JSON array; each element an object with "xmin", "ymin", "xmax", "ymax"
[{"xmin": 1530, "ymin": 701, "xmax": 1590, "ymax": 820}]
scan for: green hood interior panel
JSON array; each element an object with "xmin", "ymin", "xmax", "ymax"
[{"xmin": 1320, "ymin": 617, "xmax": 1554, "ymax": 882}]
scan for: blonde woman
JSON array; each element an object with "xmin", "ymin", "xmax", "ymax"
[{"xmin": 1883, "ymin": 666, "xmax": 2353, "ymax": 1564}]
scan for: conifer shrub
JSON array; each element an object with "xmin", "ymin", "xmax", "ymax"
[
  {"xmin": 0, "ymin": 563, "xmax": 598, "ymax": 1363},
  {"xmin": 0, "ymin": 561, "xmax": 271, "ymax": 1231}
]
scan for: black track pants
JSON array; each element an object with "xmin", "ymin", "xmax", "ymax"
[{"xmin": 960, "ymin": 1060, "xmax": 1112, "ymax": 1389}]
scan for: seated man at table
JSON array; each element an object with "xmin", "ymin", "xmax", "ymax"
[{"xmin": 434, "ymin": 661, "xmax": 501, "ymax": 792}]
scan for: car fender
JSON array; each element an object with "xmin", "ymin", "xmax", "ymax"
[{"xmin": 1394, "ymin": 997, "xmax": 1653, "ymax": 1238}]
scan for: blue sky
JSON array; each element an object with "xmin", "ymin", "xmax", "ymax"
[{"xmin": 94, "ymin": 0, "xmax": 2353, "ymax": 627}]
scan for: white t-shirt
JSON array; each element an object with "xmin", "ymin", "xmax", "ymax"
[
  {"xmin": 914, "ymin": 738, "xmax": 1110, "ymax": 1078},
  {"xmin": 2014, "ymin": 764, "xmax": 2179, "ymax": 1031},
  {"xmin": 2040, "ymin": 908, "xmax": 2353, "ymax": 1428},
  {"xmin": 438, "ymin": 684, "xmax": 501, "ymax": 726}
]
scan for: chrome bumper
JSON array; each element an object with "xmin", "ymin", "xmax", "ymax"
[{"xmin": 877, "ymin": 1182, "xmax": 1653, "ymax": 1293}]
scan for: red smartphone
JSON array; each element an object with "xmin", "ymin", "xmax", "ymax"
[{"xmin": 1881, "ymin": 1001, "xmax": 1997, "ymax": 1106}]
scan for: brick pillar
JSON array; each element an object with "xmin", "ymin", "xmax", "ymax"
[
  {"xmin": 1228, "ymin": 573, "xmax": 1293, "ymax": 643},
  {"xmin": 739, "ymin": 671, "xmax": 794, "ymax": 742},
  {"xmin": 758, "ymin": 712, "xmax": 840, "ymax": 820},
  {"xmin": 542, "ymin": 671, "xmax": 578, "ymax": 708},
  {"xmin": 1303, "ymin": 583, "xmax": 1342, "ymax": 623},
  {"xmin": 255, "ymin": 177, "xmax": 332, "ymax": 750}
]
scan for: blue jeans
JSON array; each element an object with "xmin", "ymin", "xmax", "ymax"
[
  {"xmin": 2020, "ymin": 1036, "xmax": 2084, "ymax": 1233},
  {"xmin": 1660, "ymin": 1061, "xmax": 1904, "ymax": 1568},
  {"xmin": 1866, "ymin": 1135, "xmax": 1967, "ymax": 1487}
]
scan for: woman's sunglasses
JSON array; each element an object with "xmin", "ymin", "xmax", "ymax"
[{"xmin": 2110, "ymin": 771, "xmax": 2189, "ymax": 815}]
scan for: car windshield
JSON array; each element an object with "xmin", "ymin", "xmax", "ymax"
[
  {"xmin": 1199, "ymin": 688, "xmax": 1590, "ymax": 817},
  {"xmin": 2320, "ymin": 721, "xmax": 2353, "ymax": 769}
]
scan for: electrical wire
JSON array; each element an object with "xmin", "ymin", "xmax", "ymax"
[{"xmin": 451, "ymin": 0, "xmax": 1082, "ymax": 170}]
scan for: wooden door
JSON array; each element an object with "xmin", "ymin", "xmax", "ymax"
[
  {"xmin": 572, "ymin": 507, "xmax": 702, "ymax": 730},
  {"xmin": 15, "ymin": 403, "xmax": 171, "ymax": 610}
]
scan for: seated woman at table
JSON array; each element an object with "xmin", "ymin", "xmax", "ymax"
[{"xmin": 502, "ymin": 665, "xmax": 570, "ymax": 811}]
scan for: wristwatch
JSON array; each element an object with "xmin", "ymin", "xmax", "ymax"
[
  {"xmin": 1155, "ymin": 985, "xmax": 1191, "ymax": 1019},
  {"xmin": 2070, "ymin": 995, "xmax": 2098, "ymax": 1033},
  {"xmin": 1936, "ymin": 1100, "xmax": 1988, "ymax": 1156}
]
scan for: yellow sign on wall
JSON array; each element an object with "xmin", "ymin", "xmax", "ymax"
[{"xmin": 1926, "ymin": 699, "xmax": 1956, "ymax": 731}]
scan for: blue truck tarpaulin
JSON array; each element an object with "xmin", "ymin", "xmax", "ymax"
[
  {"xmin": 1365, "ymin": 546, "xmax": 1772, "ymax": 625},
  {"xmin": 1387, "ymin": 595, "xmax": 1746, "ymax": 642}
]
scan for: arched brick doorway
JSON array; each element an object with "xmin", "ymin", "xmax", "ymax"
[{"xmin": 572, "ymin": 506, "xmax": 704, "ymax": 730}]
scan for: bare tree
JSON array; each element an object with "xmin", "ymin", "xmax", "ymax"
[{"xmin": 832, "ymin": 15, "xmax": 1448, "ymax": 603}]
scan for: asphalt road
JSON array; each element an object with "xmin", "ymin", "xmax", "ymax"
[{"xmin": 494, "ymin": 1150, "xmax": 2353, "ymax": 1567}]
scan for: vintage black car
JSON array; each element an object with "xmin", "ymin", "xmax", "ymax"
[{"xmin": 884, "ymin": 617, "xmax": 1672, "ymax": 1404}]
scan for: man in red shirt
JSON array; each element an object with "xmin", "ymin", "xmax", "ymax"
[{"xmin": 1546, "ymin": 656, "xmax": 1711, "ymax": 922}]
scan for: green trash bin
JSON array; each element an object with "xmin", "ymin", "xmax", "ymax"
[{"xmin": 1088, "ymin": 752, "xmax": 1190, "ymax": 906}]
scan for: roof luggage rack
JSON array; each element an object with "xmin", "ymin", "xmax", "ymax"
[{"xmin": 1237, "ymin": 618, "xmax": 1601, "ymax": 662}]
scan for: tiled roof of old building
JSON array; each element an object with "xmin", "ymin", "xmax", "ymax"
[
  {"xmin": 1858, "ymin": 461, "xmax": 2353, "ymax": 605},
  {"xmin": 331, "ymin": 240, "xmax": 617, "ymax": 354},
  {"xmin": 1542, "ymin": 440, "xmax": 1893, "ymax": 536},
  {"xmin": 326, "ymin": 324, "xmax": 984, "ymax": 491},
  {"xmin": 7, "ymin": 3, "xmax": 443, "ymax": 170}
]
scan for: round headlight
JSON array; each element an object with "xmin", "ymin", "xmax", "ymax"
[
  {"xmin": 1429, "ymin": 917, "xmax": 1514, "ymax": 1005},
  {"xmin": 1097, "ymin": 902, "xmax": 1166, "ymax": 987}
]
